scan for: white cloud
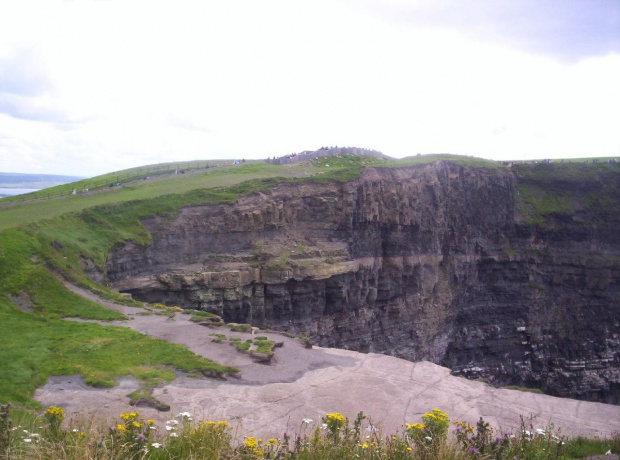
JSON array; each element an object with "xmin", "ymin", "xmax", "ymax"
[{"xmin": 0, "ymin": 0, "xmax": 618, "ymax": 176}]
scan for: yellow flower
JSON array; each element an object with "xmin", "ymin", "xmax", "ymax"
[
  {"xmin": 44, "ymin": 406, "xmax": 65, "ymax": 421},
  {"xmin": 147, "ymin": 419, "xmax": 154, "ymax": 426},
  {"xmin": 244, "ymin": 437, "xmax": 257, "ymax": 449},
  {"xmin": 116, "ymin": 424, "xmax": 128, "ymax": 433},
  {"xmin": 406, "ymin": 423, "xmax": 425, "ymax": 431},
  {"xmin": 132, "ymin": 421, "xmax": 141, "ymax": 429},
  {"xmin": 325, "ymin": 413, "xmax": 346, "ymax": 423}
]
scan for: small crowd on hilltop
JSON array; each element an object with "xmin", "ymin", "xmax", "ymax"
[{"xmin": 266, "ymin": 146, "xmax": 385, "ymax": 165}]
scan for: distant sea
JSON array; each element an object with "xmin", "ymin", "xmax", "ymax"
[{"xmin": 0, "ymin": 188, "xmax": 40, "ymax": 196}]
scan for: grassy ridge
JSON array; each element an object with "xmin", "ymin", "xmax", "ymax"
[{"xmin": 0, "ymin": 155, "xmax": 503, "ymax": 231}]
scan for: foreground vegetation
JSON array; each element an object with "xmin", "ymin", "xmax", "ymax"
[{"xmin": 1, "ymin": 404, "xmax": 617, "ymax": 459}]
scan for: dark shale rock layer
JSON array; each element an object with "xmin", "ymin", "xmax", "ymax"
[{"xmin": 106, "ymin": 161, "xmax": 620, "ymax": 403}]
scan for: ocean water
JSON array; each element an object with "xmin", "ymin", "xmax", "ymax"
[{"xmin": 0, "ymin": 188, "xmax": 40, "ymax": 196}]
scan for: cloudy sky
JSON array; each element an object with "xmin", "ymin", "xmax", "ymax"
[{"xmin": 1, "ymin": 0, "xmax": 619, "ymax": 177}]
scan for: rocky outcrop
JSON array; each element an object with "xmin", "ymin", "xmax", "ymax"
[{"xmin": 106, "ymin": 161, "xmax": 620, "ymax": 404}]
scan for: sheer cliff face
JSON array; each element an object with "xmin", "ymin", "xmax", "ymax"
[{"xmin": 106, "ymin": 161, "xmax": 620, "ymax": 403}]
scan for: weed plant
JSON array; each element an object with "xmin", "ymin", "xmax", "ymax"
[{"xmin": 1, "ymin": 404, "xmax": 617, "ymax": 459}]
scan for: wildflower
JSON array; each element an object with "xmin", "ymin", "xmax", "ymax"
[
  {"xmin": 23, "ymin": 438, "xmax": 32, "ymax": 443},
  {"xmin": 325, "ymin": 413, "xmax": 345, "ymax": 424},
  {"xmin": 535, "ymin": 428, "xmax": 545, "ymax": 435},
  {"xmin": 268, "ymin": 438, "xmax": 277, "ymax": 444},
  {"xmin": 169, "ymin": 432, "xmax": 178, "ymax": 437},
  {"xmin": 321, "ymin": 423, "xmax": 328, "ymax": 430},
  {"xmin": 425, "ymin": 436, "xmax": 433, "ymax": 441},
  {"xmin": 147, "ymin": 419, "xmax": 154, "ymax": 425},
  {"xmin": 469, "ymin": 446, "xmax": 476, "ymax": 452},
  {"xmin": 72, "ymin": 429, "xmax": 79, "ymax": 433},
  {"xmin": 151, "ymin": 443, "xmax": 162, "ymax": 448},
  {"xmin": 406, "ymin": 423, "xmax": 425, "ymax": 431},
  {"xmin": 177, "ymin": 411, "xmax": 191, "ymax": 418},
  {"xmin": 44, "ymin": 405, "xmax": 65, "ymax": 422},
  {"xmin": 166, "ymin": 426, "xmax": 174, "ymax": 431},
  {"xmin": 243, "ymin": 437, "xmax": 258, "ymax": 449},
  {"xmin": 302, "ymin": 418, "xmax": 313, "ymax": 424},
  {"xmin": 407, "ymin": 447, "xmax": 412, "ymax": 451},
  {"xmin": 366, "ymin": 424, "xmax": 378, "ymax": 432}
]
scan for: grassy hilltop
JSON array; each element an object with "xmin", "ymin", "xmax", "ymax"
[{"xmin": 1, "ymin": 154, "xmax": 619, "ymax": 458}]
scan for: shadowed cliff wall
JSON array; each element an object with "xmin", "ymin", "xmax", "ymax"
[{"xmin": 105, "ymin": 161, "xmax": 620, "ymax": 403}]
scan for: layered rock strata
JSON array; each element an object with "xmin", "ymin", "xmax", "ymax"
[{"xmin": 106, "ymin": 161, "xmax": 620, "ymax": 403}]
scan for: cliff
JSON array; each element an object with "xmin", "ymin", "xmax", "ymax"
[{"xmin": 106, "ymin": 160, "xmax": 620, "ymax": 403}]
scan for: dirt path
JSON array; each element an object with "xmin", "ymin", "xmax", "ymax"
[{"xmin": 34, "ymin": 282, "xmax": 620, "ymax": 440}]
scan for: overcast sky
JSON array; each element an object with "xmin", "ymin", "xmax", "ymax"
[{"xmin": 1, "ymin": 0, "xmax": 619, "ymax": 177}]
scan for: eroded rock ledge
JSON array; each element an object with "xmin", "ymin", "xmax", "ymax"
[{"xmin": 105, "ymin": 161, "xmax": 620, "ymax": 404}]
